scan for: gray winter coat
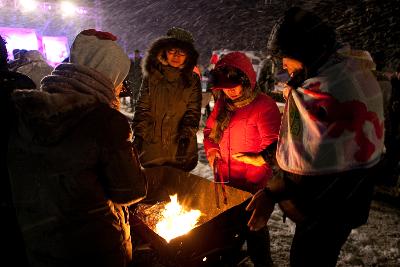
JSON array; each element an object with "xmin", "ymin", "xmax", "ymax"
[{"xmin": 8, "ymin": 63, "xmax": 147, "ymax": 267}]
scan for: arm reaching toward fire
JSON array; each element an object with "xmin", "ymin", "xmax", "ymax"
[
  {"xmin": 246, "ymin": 171, "xmax": 296, "ymax": 231},
  {"xmin": 246, "ymin": 189, "xmax": 275, "ymax": 231},
  {"xmin": 232, "ymin": 152, "xmax": 265, "ymax": 167}
]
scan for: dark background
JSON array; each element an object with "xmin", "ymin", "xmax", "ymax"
[
  {"xmin": 1, "ymin": 0, "xmax": 398, "ymax": 69},
  {"xmin": 99, "ymin": 0, "xmax": 400, "ymax": 69}
]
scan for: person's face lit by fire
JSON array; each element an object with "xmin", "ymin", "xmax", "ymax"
[
  {"xmin": 282, "ymin": 57, "xmax": 304, "ymax": 76},
  {"xmin": 222, "ymin": 84, "xmax": 243, "ymax": 100},
  {"xmin": 167, "ymin": 48, "xmax": 187, "ymax": 68}
]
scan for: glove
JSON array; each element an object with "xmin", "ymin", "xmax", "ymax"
[
  {"xmin": 232, "ymin": 152, "xmax": 265, "ymax": 167},
  {"xmin": 176, "ymin": 138, "xmax": 190, "ymax": 161},
  {"xmin": 133, "ymin": 136, "xmax": 143, "ymax": 153}
]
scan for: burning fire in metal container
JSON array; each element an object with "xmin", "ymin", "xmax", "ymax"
[
  {"xmin": 155, "ymin": 194, "xmax": 201, "ymax": 242},
  {"xmin": 135, "ymin": 194, "xmax": 202, "ymax": 242}
]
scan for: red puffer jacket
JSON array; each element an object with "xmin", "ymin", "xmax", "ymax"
[{"xmin": 204, "ymin": 93, "xmax": 281, "ymax": 192}]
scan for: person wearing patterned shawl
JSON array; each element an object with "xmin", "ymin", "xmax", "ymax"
[{"xmin": 246, "ymin": 7, "xmax": 384, "ymax": 267}]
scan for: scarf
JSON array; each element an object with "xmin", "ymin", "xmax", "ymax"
[
  {"xmin": 41, "ymin": 63, "xmax": 119, "ymax": 110},
  {"xmin": 12, "ymin": 63, "xmax": 120, "ymax": 123},
  {"xmin": 209, "ymin": 87, "xmax": 258, "ymax": 143}
]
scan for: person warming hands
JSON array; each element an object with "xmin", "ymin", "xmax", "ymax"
[
  {"xmin": 203, "ymin": 51, "xmax": 281, "ymax": 267},
  {"xmin": 245, "ymin": 7, "xmax": 384, "ymax": 267}
]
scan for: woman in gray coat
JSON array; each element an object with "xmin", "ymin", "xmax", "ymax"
[
  {"xmin": 132, "ymin": 27, "xmax": 202, "ymax": 171},
  {"xmin": 8, "ymin": 29, "xmax": 147, "ymax": 267}
]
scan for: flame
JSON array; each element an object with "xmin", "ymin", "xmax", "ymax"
[{"xmin": 155, "ymin": 194, "xmax": 201, "ymax": 242}]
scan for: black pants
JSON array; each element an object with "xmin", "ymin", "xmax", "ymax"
[
  {"xmin": 246, "ymin": 226, "xmax": 273, "ymax": 267},
  {"xmin": 0, "ymin": 206, "xmax": 30, "ymax": 266},
  {"xmin": 285, "ymin": 167, "xmax": 376, "ymax": 267},
  {"xmin": 290, "ymin": 217, "xmax": 352, "ymax": 267}
]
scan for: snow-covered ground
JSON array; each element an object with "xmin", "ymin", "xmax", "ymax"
[
  {"xmin": 121, "ymin": 99, "xmax": 400, "ymax": 266},
  {"xmin": 268, "ymin": 200, "xmax": 400, "ymax": 267}
]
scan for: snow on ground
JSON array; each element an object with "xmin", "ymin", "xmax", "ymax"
[
  {"xmin": 121, "ymin": 99, "xmax": 400, "ymax": 266},
  {"xmin": 192, "ymin": 134, "xmax": 400, "ymax": 266},
  {"xmin": 265, "ymin": 200, "xmax": 400, "ymax": 267}
]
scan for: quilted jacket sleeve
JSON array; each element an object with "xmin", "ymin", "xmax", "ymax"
[
  {"xmin": 132, "ymin": 77, "xmax": 152, "ymax": 139},
  {"xmin": 178, "ymin": 76, "xmax": 202, "ymax": 139},
  {"xmin": 257, "ymin": 97, "xmax": 282, "ymax": 150}
]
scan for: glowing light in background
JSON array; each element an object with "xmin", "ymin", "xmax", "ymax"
[
  {"xmin": 60, "ymin": 1, "xmax": 76, "ymax": 17},
  {"xmin": 19, "ymin": 0, "xmax": 38, "ymax": 12},
  {"xmin": 0, "ymin": 27, "xmax": 39, "ymax": 60},
  {"xmin": 42, "ymin": 36, "xmax": 69, "ymax": 66},
  {"xmin": 76, "ymin": 7, "xmax": 87, "ymax": 15},
  {"xmin": 43, "ymin": 2, "xmax": 52, "ymax": 11}
]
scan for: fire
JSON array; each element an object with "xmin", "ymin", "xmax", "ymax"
[{"xmin": 155, "ymin": 194, "xmax": 201, "ymax": 242}]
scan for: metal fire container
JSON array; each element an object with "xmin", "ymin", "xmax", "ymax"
[{"xmin": 130, "ymin": 166, "xmax": 252, "ymax": 266}]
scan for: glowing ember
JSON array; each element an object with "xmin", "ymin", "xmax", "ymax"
[{"xmin": 155, "ymin": 194, "xmax": 201, "ymax": 242}]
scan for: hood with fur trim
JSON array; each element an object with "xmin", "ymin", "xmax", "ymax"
[{"xmin": 142, "ymin": 36, "xmax": 199, "ymax": 84}]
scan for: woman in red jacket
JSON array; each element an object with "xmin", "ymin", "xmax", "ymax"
[{"xmin": 203, "ymin": 51, "xmax": 281, "ymax": 266}]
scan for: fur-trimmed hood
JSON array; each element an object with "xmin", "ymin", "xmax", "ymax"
[{"xmin": 142, "ymin": 36, "xmax": 199, "ymax": 83}]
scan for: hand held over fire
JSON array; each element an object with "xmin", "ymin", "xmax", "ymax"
[
  {"xmin": 246, "ymin": 189, "xmax": 275, "ymax": 231},
  {"xmin": 232, "ymin": 152, "xmax": 266, "ymax": 167}
]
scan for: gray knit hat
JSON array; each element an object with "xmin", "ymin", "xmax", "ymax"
[
  {"xmin": 70, "ymin": 29, "xmax": 130, "ymax": 88},
  {"xmin": 166, "ymin": 27, "xmax": 194, "ymax": 44}
]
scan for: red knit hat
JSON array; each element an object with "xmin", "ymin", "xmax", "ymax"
[{"xmin": 212, "ymin": 51, "xmax": 256, "ymax": 90}]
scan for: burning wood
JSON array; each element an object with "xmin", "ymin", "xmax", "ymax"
[
  {"xmin": 135, "ymin": 194, "xmax": 202, "ymax": 242},
  {"xmin": 131, "ymin": 166, "xmax": 253, "ymax": 266}
]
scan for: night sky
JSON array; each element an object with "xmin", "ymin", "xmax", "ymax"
[
  {"xmin": 1, "ymin": 0, "xmax": 398, "ymax": 68},
  {"xmin": 97, "ymin": 0, "xmax": 400, "ymax": 68}
]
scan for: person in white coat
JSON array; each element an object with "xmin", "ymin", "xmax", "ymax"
[{"xmin": 246, "ymin": 7, "xmax": 384, "ymax": 267}]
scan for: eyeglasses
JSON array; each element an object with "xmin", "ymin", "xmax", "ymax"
[{"xmin": 167, "ymin": 49, "xmax": 187, "ymax": 57}]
